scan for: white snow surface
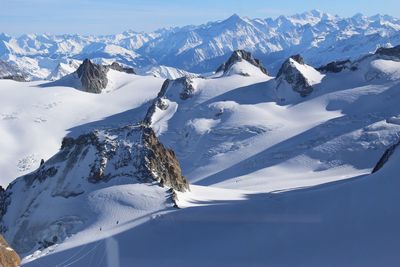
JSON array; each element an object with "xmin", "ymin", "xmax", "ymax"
[
  {"xmin": 142, "ymin": 65, "xmax": 199, "ymax": 80},
  {"xmin": 0, "ymin": 72, "xmax": 164, "ymax": 185},
  {"xmin": 1, "ymin": 47, "xmax": 400, "ymax": 266}
]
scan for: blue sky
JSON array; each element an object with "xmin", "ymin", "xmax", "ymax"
[{"xmin": 1, "ymin": 0, "xmax": 399, "ymax": 35}]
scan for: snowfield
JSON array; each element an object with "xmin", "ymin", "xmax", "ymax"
[
  {"xmin": 0, "ymin": 71, "xmax": 164, "ymax": 185},
  {"xmin": 1, "ymin": 42, "xmax": 400, "ymax": 266}
]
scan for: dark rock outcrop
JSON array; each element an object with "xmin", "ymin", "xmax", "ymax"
[
  {"xmin": 144, "ymin": 79, "xmax": 171, "ymax": 125},
  {"xmin": 23, "ymin": 125, "xmax": 189, "ymax": 192},
  {"xmin": 276, "ymin": 55, "xmax": 314, "ymax": 97},
  {"xmin": 108, "ymin": 62, "xmax": 136, "ymax": 74},
  {"xmin": 0, "ymin": 186, "xmax": 10, "ymax": 232},
  {"xmin": 0, "ymin": 235, "xmax": 20, "ymax": 267},
  {"xmin": 143, "ymin": 76, "xmax": 197, "ymax": 126},
  {"xmin": 317, "ymin": 60, "xmax": 352, "ymax": 73},
  {"xmin": 375, "ymin": 44, "xmax": 400, "ymax": 59},
  {"xmin": 372, "ymin": 140, "xmax": 400, "ymax": 173},
  {"xmin": 177, "ymin": 77, "xmax": 195, "ymax": 100},
  {"xmin": 0, "ymin": 75, "xmax": 27, "ymax": 82},
  {"xmin": 216, "ymin": 50, "xmax": 269, "ymax": 76},
  {"xmin": 76, "ymin": 59, "xmax": 108, "ymax": 93}
]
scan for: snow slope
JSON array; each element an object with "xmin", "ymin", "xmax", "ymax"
[
  {"xmin": 141, "ymin": 65, "xmax": 199, "ymax": 80},
  {"xmin": 1, "ymin": 46, "xmax": 400, "ymax": 266},
  {"xmin": 145, "ymin": 51, "xmax": 400, "ymax": 193},
  {"xmin": 22, "ymin": 155, "xmax": 400, "ymax": 267},
  {"xmin": 0, "ymin": 72, "xmax": 164, "ymax": 186}
]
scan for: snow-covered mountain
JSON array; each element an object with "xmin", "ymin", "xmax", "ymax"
[
  {"xmin": 1, "ymin": 10, "xmax": 400, "ymax": 80},
  {"xmin": 139, "ymin": 48, "xmax": 400, "ymax": 193},
  {"xmin": 0, "ymin": 60, "xmax": 26, "ymax": 81},
  {"xmin": 1, "ymin": 40, "xmax": 400, "ymax": 265}
]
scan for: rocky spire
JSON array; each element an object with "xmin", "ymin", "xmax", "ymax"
[
  {"xmin": 216, "ymin": 50, "xmax": 269, "ymax": 76},
  {"xmin": 276, "ymin": 54, "xmax": 314, "ymax": 97},
  {"xmin": 76, "ymin": 59, "xmax": 108, "ymax": 93}
]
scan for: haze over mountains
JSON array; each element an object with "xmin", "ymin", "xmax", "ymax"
[{"xmin": 1, "ymin": 10, "xmax": 400, "ymax": 80}]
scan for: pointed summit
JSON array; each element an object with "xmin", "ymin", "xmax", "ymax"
[
  {"xmin": 226, "ymin": 13, "xmax": 241, "ymax": 21},
  {"xmin": 221, "ymin": 13, "xmax": 249, "ymax": 26},
  {"xmin": 76, "ymin": 59, "xmax": 108, "ymax": 94},
  {"xmin": 216, "ymin": 50, "xmax": 269, "ymax": 76},
  {"xmin": 276, "ymin": 54, "xmax": 323, "ymax": 99}
]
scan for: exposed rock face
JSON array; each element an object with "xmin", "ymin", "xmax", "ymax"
[
  {"xmin": 372, "ymin": 140, "xmax": 400, "ymax": 173},
  {"xmin": 317, "ymin": 60, "xmax": 352, "ymax": 73},
  {"xmin": 76, "ymin": 59, "xmax": 108, "ymax": 93},
  {"xmin": 144, "ymin": 79, "xmax": 171, "ymax": 125},
  {"xmin": 177, "ymin": 77, "xmax": 195, "ymax": 100},
  {"xmin": 144, "ymin": 76, "xmax": 198, "ymax": 128},
  {"xmin": 109, "ymin": 62, "xmax": 136, "ymax": 74},
  {"xmin": 24, "ymin": 125, "xmax": 189, "ymax": 191},
  {"xmin": 0, "ymin": 124, "xmax": 189, "ymax": 255},
  {"xmin": 0, "ymin": 235, "xmax": 20, "ymax": 267},
  {"xmin": 143, "ymin": 127, "xmax": 189, "ymax": 192},
  {"xmin": 375, "ymin": 45, "xmax": 400, "ymax": 60},
  {"xmin": 216, "ymin": 50, "xmax": 269, "ymax": 76},
  {"xmin": 276, "ymin": 55, "xmax": 313, "ymax": 97}
]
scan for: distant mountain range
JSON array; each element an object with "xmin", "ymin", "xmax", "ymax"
[{"xmin": 1, "ymin": 10, "xmax": 400, "ymax": 80}]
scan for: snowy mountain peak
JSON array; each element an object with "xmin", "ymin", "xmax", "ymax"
[
  {"xmin": 215, "ymin": 50, "xmax": 269, "ymax": 76},
  {"xmin": 223, "ymin": 13, "xmax": 247, "ymax": 24},
  {"xmin": 1, "ymin": 124, "xmax": 188, "ymax": 255},
  {"xmin": 276, "ymin": 54, "xmax": 324, "ymax": 100}
]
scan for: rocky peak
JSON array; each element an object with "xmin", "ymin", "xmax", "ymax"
[
  {"xmin": 276, "ymin": 54, "xmax": 314, "ymax": 97},
  {"xmin": 76, "ymin": 59, "xmax": 108, "ymax": 93},
  {"xmin": 216, "ymin": 50, "xmax": 269, "ymax": 76},
  {"xmin": 108, "ymin": 62, "xmax": 136, "ymax": 74},
  {"xmin": 0, "ymin": 124, "xmax": 189, "ymax": 255},
  {"xmin": 23, "ymin": 125, "xmax": 189, "ymax": 191}
]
